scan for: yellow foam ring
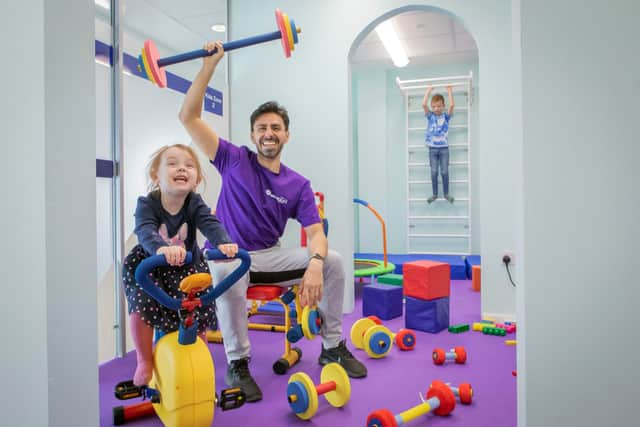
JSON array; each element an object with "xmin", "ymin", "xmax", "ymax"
[
  {"xmin": 399, "ymin": 401, "xmax": 432, "ymax": 423},
  {"xmin": 349, "ymin": 317, "xmax": 377, "ymax": 349},
  {"xmin": 140, "ymin": 48, "xmax": 157, "ymax": 85},
  {"xmin": 282, "ymin": 13, "xmax": 295, "ymax": 51},
  {"xmin": 289, "ymin": 372, "xmax": 319, "ymax": 420},
  {"xmin": 322, "ymin": 363, "xmax": 351, "ymax": 408}
]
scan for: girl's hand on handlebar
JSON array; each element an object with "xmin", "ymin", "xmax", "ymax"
[
  {"xmin": 157, "ymin": 246, "xmax": 186, "ymax": 266},
  {"xmin": 217, "ymin": 243, "xmax": 239, "ymax": 258}
]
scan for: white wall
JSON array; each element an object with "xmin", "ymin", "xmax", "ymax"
[
  {"xmin": 518, "ymin": 0, "xmax": 639, "ymax": 425},
  {"xmin": 1, "ymin": 1, "xmax": 98, "ymax": 426},
  {"xmin": 228, "ymin": 0, "xmax": 516, "ymax": 318},
  {"xmin": 94, "ymin": 16, "xmax": 230, "ymax": 363}
]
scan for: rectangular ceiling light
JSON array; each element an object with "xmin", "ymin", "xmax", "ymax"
[
  {"xmin": 375, "ymin": 20, "xmax": 409, "ymax": 68},
  {"xmin": 95, "ymin": 0, "xmax": 110, "ymax": 10}
]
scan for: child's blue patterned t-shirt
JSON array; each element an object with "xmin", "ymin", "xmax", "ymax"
[{"xmin": 425, "ymin": 111, "xmax": 451, "ymax": 147}]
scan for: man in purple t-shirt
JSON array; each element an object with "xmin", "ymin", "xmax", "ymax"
[{"xmin": 178, "ymin": 41, "xmax": 366, "ymax": 402}]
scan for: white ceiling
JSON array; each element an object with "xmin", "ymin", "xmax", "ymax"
[
  {"xmin": 352, "ymin": 11, "xmax": 478, "ymax": 68},
  {"xmin": 101, "ymin": 2, "xmax": 477, "ymax": 69}
]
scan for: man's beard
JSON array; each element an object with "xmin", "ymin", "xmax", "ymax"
[{"xmin": 257, "ymin": 137, "xmax": 283, "ymax": 159}]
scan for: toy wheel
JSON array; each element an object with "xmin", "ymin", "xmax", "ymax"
[
  {"xmin": 273, "ymin": 347, "xmax": 302, "ymax": 375},
  {"xmin": 427, "ymin": 380, "xmax": 456, "ymax": 416},
  {"xmin": 454, "ymin": 346, "xmax": 467, "ymax": 364},
  {"xmin": 395, "ymin": 329, "xmax": 416, "ymax": 350},
  {"xmin": 367, "ymin": 408, "xmax": 397, "ymax": 427},
  {"xmin": 321, "ymin": 363, "xmax": 351, "ymax": 408},
  {"xmin": 458, "ymin": 383, "xmax": 473, "ymax": 404},
  {"xmin": 350, "ymin": 317, "xmax": 377, "ymax": 349},
  {"xmin": 363, "ymin": 325, "xmax": 393, "ymax": 358},
  {"xmin": 432, "ymin": 348, "xmax": 446, "ymax": 365},
  {"xmin": 287, "ymin": 372, "xmax": 318, "ymax": 420}
]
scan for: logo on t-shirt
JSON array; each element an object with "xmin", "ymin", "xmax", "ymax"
[{"xmin": 265, "ymin": 189, "xmax": 288, "ymax": 205}]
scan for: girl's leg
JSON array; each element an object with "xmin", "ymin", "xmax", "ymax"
[{"xmin": 130, "ymin": 312, "xmax": 154, "ymax": 386}]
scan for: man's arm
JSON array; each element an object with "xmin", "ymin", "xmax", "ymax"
[
  {"xmin": 299, "ymin": 223, "xmax": 328, "ymax": 308},
  {"xmin": 422, "ymin": 85, "xmax": 433, "ymax": 114},
  {"xmin": 447, "ymin": 85, "xmax": 455, "ymax": 116},
  {"xmin": 178, "ymin": 41, "xmax": 224, "ymax": 161}
]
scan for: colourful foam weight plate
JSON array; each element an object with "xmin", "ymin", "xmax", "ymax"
[
  {"xmin": 143, "ymin": 39, "xmax": 167, "ymax": 88},
  {"xmin": 349, "ymin": 317, "xmax": 377, "ymax": 349},
  {"xmin": 320, "ymin": 363, "xmax": 351, "ymax": 408},
  {"xmin": 427, "ymin": 380, "xmax": 456, "ymax": 416},
  {"xmin": 454, "ymin": 346, "xmax": 467, "ymax": 364},
  {"xmin": 289, "ymin": 18, "xmax": 299, "ymax": 44},
  {"xmin": 363, "ymin": 325, "xmax": 392, "ymax": 358},
  {"xmin": 139, "ymin": 51, "xmax": 157, "ymax": 86},
  {"xmin": 275, "ymin": 9, "xmax": 291, "ymax": 57},
  {"xmin": 367, "ymin": 409, "xmax": 397, "ymax": 427},
  {"xmin": 458, "ymin": 383, "xmax": 473, "ymax": 404},
  {"xmin": 300, "ymin": 306, "xmax": 320, "ymax": 340},
  {"xmin": 395, "ymin": 329, "xmax": 416, "ymax": 350},
  {"xmin": 282, "ymin": 12, "xmax": 295, "ymax": 51},
  {"xmin": 288, "ymin": 372, "xmax": 318, "ymax": 420},
  {"xmin": 367, "ymin": 315, "xmax": 383, "ymax": 325},
  {"xmin": 432, "ymin": 348, "xmax": 446, "ymax": 365}
]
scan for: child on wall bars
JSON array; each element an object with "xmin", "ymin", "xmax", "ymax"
[
  {"xmin": 122, "ymin": 143, "xmax": 238, "ymax": 386},
  {"xmin": 422, "ymin": 85, "xmax": 455, "ymax": 204}
]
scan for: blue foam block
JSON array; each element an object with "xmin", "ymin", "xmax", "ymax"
[
  {"xmin": 362, "ymin": 283, "xmax": 403, "ymax": 320},
  {"xmin": 355, "ymin": 253, "xmax": 467, "ymax": 280},
  {"xmin": 405, "ymin": 296, "xmax": 449, "ymax": 333},
  {"xmin": 464, "ymin": 255, "xmax": 481, "ymax": 279}
]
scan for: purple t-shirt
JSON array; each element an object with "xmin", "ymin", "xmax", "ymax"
[{"xmin": 211, "ymin": 138, "xmax": 321, "ymax": 251}]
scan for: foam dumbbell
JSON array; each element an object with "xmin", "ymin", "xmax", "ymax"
[
  {"xmin": 366, "ymin": 380, "xmax": 456, "ymax": 427},
  {"xmin": 286, "ymin": 363, "xmax": 351, "ymax": 420},
  {"xmin": 138, "ymin": 9, "xmax": 301, "ymax": 88},
  {"xmin": 286, "ymin": 305, "xmax": 322, "ymax": 343},
  {"xmin": 432, "ymin": 346, "xmax": 467, "ymax": 365},
  {"xmin": 350, "ymin": 316, "xmax": 416, "ymax": 359}
]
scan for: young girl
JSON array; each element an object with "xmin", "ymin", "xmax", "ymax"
[{"xmin": 122, "ymin": 143, "xmax": 238, "ymax": 386}]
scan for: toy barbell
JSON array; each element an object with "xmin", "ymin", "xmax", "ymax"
[
  {"xmin": 366, "ymin": 380, "xmax": 457, "ymax": 427},
  {"xmin": 138, "ymin": 9, "xmax": 301, "ymax": 88},
  {"xmin": 350, "ymin": 316, "xmax": 416, "ymax": 358},
  {"xmin": 286, "ymin": 363, "xmax": 351, "ymax": 420},
  {"xmin": 432, "ymin": 346, "xmax": 467, "ymax": 365}
]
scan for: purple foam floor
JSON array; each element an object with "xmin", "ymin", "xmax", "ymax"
[{"xmin": 99, "ymin": 280, "xmax": 516, "ymax": 426}]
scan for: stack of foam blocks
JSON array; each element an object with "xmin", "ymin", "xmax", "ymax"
[{"xmin": 402, "ymin": 260, "xmax": 451, "ymax": 333}]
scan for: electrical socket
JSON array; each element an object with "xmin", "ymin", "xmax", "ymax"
[{"xmin": 502, "ymin": 251, "xmax": 515, "ymax": 265}]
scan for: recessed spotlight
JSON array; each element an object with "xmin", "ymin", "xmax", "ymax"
[{"xmin": 211, "ymin": 24, "xmax": 226, "ymax": 33}]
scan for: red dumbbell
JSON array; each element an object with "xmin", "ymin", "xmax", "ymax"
[{"xmin": 432, "ymin": 346, "xmax": 467, "ymax": 365}]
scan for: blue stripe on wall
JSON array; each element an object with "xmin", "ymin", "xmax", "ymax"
[
  {"xmin": 94, "ymin": 40, "xmax": 223, "ymax": 116},
  {"xmin": 96, "ymin": 159, "xmax": 115, "ymax": 178},
  {"xmin": 94, "ymin": 40, "xmax": 224, "ymax": 177}
]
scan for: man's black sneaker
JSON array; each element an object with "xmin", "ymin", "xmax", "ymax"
[
  {"xmin": 225, "ymin": 358, "xmax": 263, "ymax": 402},
  {"xmin": 318, "ymin": 340, "xmax": 367, "ymax": 378}
]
